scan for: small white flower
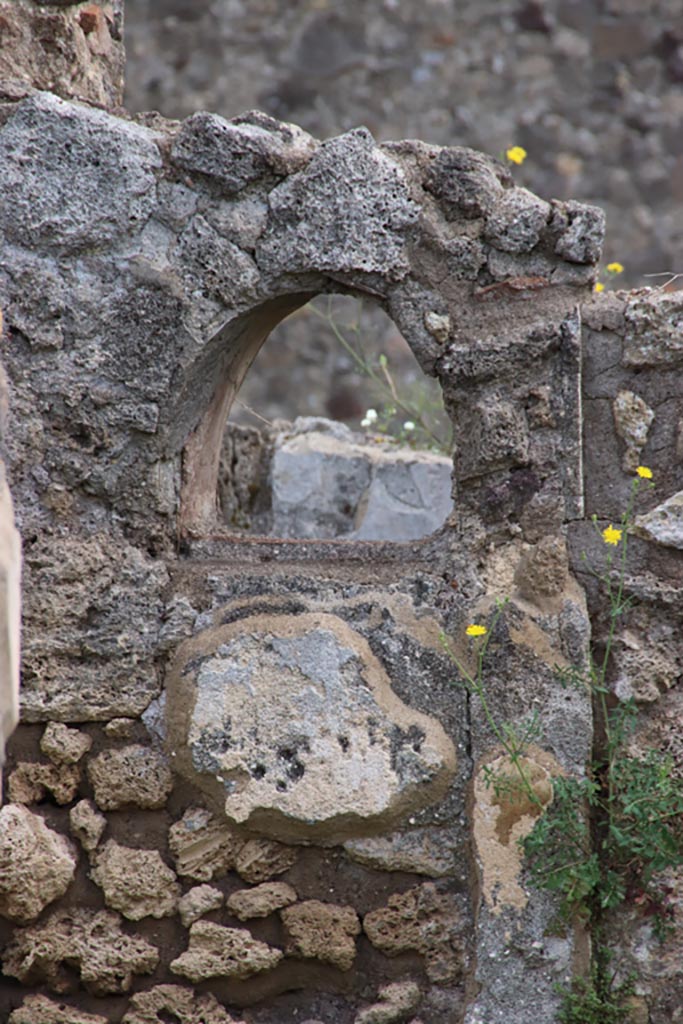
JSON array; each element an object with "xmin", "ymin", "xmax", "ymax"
[
  {"xmin": 365, "ymin": 408, "xmax": 378, "ymax": 422},
  {"xmin": 403, "ymin": 420, "xmax": 415, "ymax": 431}
]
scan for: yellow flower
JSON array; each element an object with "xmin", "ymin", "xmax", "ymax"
[
  {"xmin": 594, "ymin": 282, "xmax": 605, "ymax": 293},
  {"xmin": 506, "ymin": 145, "xmax": 527, "ymax": 165},
  {"xmin": 602, "ymin": 524, "xmax": 622, "ymax": 546},
  {"xmin": 466, "ymin": 624, "xmax": 487, "ymax": 637},
  {"xmin": 636, "ymin": 465, "xmax": 653, "ymax": 480},
  {"xmin": 606, "ymin": 262, "xmax": 624, "ymax": 274}
]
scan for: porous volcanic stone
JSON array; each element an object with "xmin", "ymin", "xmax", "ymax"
[
  {"xmin": 166, "ymin": 613, "xmax": 456, "ymax": 842},
  {"xmin": 69, "ymin": 799, "xmax": 107, "ymax": 852},
  {"xmin": 281, "ymin": 900, "xmax": 361, "ymax": 971},
  {"xmin": 227, "ymin": 881, "xmax": 297, "ymax": 920},
  {"xmin": 8, "ymin": 995, "xmax": 108, "ymax": 1024},
  {"xmin": 344, "ymin": 827, "xmax": 459, "ymax": 878},
  {"xmin": 0, "ymin": 804, "xmax": 76, "ymax": 923},
  {"xmin": 88, "ymin": 744, "xmax": 173, "ymax": 810},
  {"xmin": 234, "ymin": 838, "xmax": 298, "ymax": 883},
  {"xmin": 2, "ymin": 908, "xmax": 159, "ymax": 994},
  {"xmin": 168, "ymin": 807, "xmax": 243, "ymax": 881},
  {"xmin": 178, "ymin": 885, "xmax": 225, "ymax": 927},
  {"xmin": 122, "ymin": 984, "xmax": 245, "ymax": 1024},
  {"xmin": 354, "ymin": 981, "xmax": 422, "ymax": 1024},
  {"xmin": 363, "ymin": 883, "xmax": 464, "ymax": 983},
  {"xmin": 90, "ymin": 840, "xmax": 181, "ymax": 920},
  {"xmin": 8, "ymin": 760, "xmax": 80, "ymax": 804},
  {"xmin": 170, "ymin": 921, "xmax": 283, "ymax": 982},
  {"xmin": 40, "ymin": 721, "xmax": 93, "ymax": 764}
]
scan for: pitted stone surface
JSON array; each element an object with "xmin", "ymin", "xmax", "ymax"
[
  {"xmin": 8, "ymin": 995, "xmax": 108, "ymax": 1024},
  {"xmin": 634, "ymin": 490, "xmax": 683, "ymax": 549},
  {"xmin": 344, "ymin": 827, "xmax": 459, "ymax": 878},
  {"xmin": 166, "ymin": 613, "xmax": 456, "ymax": 841},
  {"xmin": 171, "ymin": 109, "xmax": 317, "ymax": 192},
  {"xmin": 227, "ymin": 881, "xmax": 297, "ymax": 920},
  {"xmin": 69, "ymin": 799, "xmax": 106, "ymax": 853},
  {"xmin": 170, "ymin": 921, "xmax": 283, "ymax": 982},
  {"xmin": 363, "ymin": 883, "xmax": 464, "ymax": 984},
  {"xmin": 2, "ymin": 908, "xmax": 159, "ymax": 994},
  {"xmin": 255, "ymin": 127, "xmax": 418, "ymax": 280},
  {"xmin": 40, "ymin": 721, "xmax": 93, "ymax": 764},
  {"xmin": 484, "ymin": 188, "xmax": 551, "ymax": 254},
  {"xmin": 90, "ymin": 840, "xmax": 181, "ymax": 921},
  {"xmin": 168, "ymin": 807, "xmax": 243, "ymax": 881},
  {"xmin": 624, "ymin": 291, "xmax": 683, "ymax": 367},
  {"xmin": 0, "ymin": 92, "xmax": 160, "ymax": 255},
  {"xmin": 0, "ymin": 804, "xmax": 76, "ymax": 923},
  {"xmin": 612, "ymin": 390, "xmax": 655, "ymax": 473},
  {"xmin": 234, "ymin": 838, "xmax": 298, "ymax": 883},
  {"xmin": 8, "ymin": 760, "xmax": 80, "ymax": 804},
  {"xmin": 354, "ymin": 981, "xmax": 422, "ymax": 1024},
  {"xmin": 281, "ymin": 900, "xmax": 361, "ymax": 971},
  {"xmin": 122, "ymin": 984, "xmax": 245, "ymax": 1024},
  {"xmin": 178, "ymin": 885, "xmax": 225, "ymax": 928},
  {"xmin": 88, "ymin": 745, "xmax": 173, "ymax": 810}
]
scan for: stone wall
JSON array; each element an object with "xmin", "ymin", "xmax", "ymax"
[{"xmin": 0, "ymin": 8, "xmax": 681, "ymax": 1024}]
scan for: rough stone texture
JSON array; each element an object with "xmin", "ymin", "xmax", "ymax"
[
  {"xmin": 90, "ymin": 840, "xmax": 181, "ymax": 921},
  {"xmin": 166, "ymin": 613, "xmax": 456, "ymax": 841},
  {"xmin": 178, "ymin": 885, "xmax": 224, "ymax": 928},
  {"xmin": 227, "ymin": 882, "xmax": 297, "ymax": 921},
  {"xmin": 634, "ymin": 490, "xmax": 683, "ymax": 549},
  {"xmin": 2, "ymin": 908, "xmax": 159, "ymax": 994},
  {"xmin": 0, "ymin": 0, "xmax": 124, "ymax": 107},
  {"xmin": 122, "ymin": 985, "xmax": 245, "ymax": 1024},
  {"xmin": 234, "ymin": 838, "xmax": 298, "ymax": 884},
  {"xmin": 0, "ymin": 803, "xmax": 76, "ymax": 923},
  {"xmin": 170, "ymin": 921, "xmax": 283, "ymax": 983},
  {"xmin": 513, "ymin": 535, "xmax": 570, "ymax": 607},
  {"xmin": 280, "ymin": 900, "xmax": 361, "ymax": 971},
  {"xmin": 40, "ymin": 721, "xmax": 92, "ymax": 764},
  {"xmin": 8, "ymin": 995, "xmax": 108, "ymax": 1024},
  {"xmin": 354, "ymin": 982, "xmax": 422, "ymax": 1024},
  {"xmin": 88, "ymin": 745, "xmax": 173, "ymax": 811},
  {"xmin": 168, "ymin": 807, "xmax": 243, "ymax": 882},
  {"xmin": 7, "ymin": 759, "xmax": 80, "ymax": 804},
  {"xmin": 343, "ymin": 827, "xmax": 459, "ymax": 878},
  {"xmin": 363, "ymin": 884, "xmax": 465, "ymax": 984},
  {"xmin": 269, "ymin": 419, "xmax": 453, "ymax": 541},
  {"xmin": 69, "ymin": 798, "xmax": 106, "ymax": 853},
  {"xmin": 624, "ymin": 291, "xmax": 683, "ymax": 367},
  {"xmin": 613, "ymin": 389, "xmax": 655, "ymax": 473}
]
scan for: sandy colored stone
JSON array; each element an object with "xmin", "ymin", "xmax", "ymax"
[
  {"xmin": 122, "ymin": 984, "xmax": 245, "ymax": 1024},
  {"xmin": 234, "ymin": 837, "xmax": 298, "ymax": 883},
  {"xmin": 69, "ymin": 799, "xmax": 107, "ymax": 852},
  {"xmin": 104, "ymin": 717, "xmax": 138, "ymax": 739},
  {"xmin": 0, "ymin": 804, "xmax": 77, "ymax": 923},
  {"xmin": 2, "ymin": 908, "xmax": 159, "ymax": 994},
  {"xmin": 178, "ymin": 884, "xmax": 224, "ymax": 927},
  {"xmin": 170, "ymin": 920, "xmax": 283, "ymax": 982},
  {"xmin": 40, "ymin": 721, "xmax": 93, "ymax": 764},
  {"xmin": 634, "ymin": 490, "xmax": 683, "ymax": 550},
  {"xmin": 613, "ymin": 389, "xmax": 655, "ymax": 472},
  {"xmin": 90, "ymin": 840, "xmax": 180, "ymax": 920},
  {"xmin": 168, "ymin": 807, "xmax": 243, "ymax": 881},
  {"xmin": 514, "ymin": 536, "xmax": 569, "ymax": 604},
  {"xmin": 166, "ymin": 614, "xmax": 456, "ymax": 842},
  {"xmin": 8, "ymin": 760, "xmax": 80, "ymax": 804},
  {"xmin": 281, "ymin": 900, "xmax": 361, "ymax": 971},
  {"xmin": 363, "ymin": 883, "xmax": 464, "ymax": 984},
  {"xmin": 88, "ymin": 744, "xmax": 173, "ymax": 810},
  {"xmin": 355, "ymin": 981, "xmax": 422, "ymax": 1024},
  {"xmin": 227, "ymin": 881, "xmax": 297, "ymax": 920},
  {"xmin": 9, "ymin": 995, "xmax": 109, "ymax": 1024}
]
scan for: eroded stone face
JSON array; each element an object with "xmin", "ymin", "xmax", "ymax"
[
  {"xmin": 90, "ymin": 840, "xmax": 181, "ymax": 921},
  {"xmin": 166, "ymin": 613, "xmax": 456, "ymax": 841},
  {"xmin": 122, "ymin": 984, "xmax": 245, "ymax": 1024},
  {"xmin": 170, "ymin": 921, "xmax": 283, "ymax": 982},
  {"xmin": 0, "ymin": 804, "xmax": 76, "ymax": 923},
  {"xmin": 2, "ymin": 908, "xmax": 159, "ymax": 994},
  {"xmin": 281, "ymin": 900, "xmax": 361, "ymax": 971}
]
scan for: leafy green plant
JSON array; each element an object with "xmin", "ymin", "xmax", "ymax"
[
  {"xmin": 308, "ymin": 297, "xmax": 452, "ymax": 454},
  {"xmin": 445, "ymin": 465, "xmax": 683, "ymax": 1019}
]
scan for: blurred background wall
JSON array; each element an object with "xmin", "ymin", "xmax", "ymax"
[{"xmin": 123, "ymin": 0, "xmax": 683, "ymax": 426}]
